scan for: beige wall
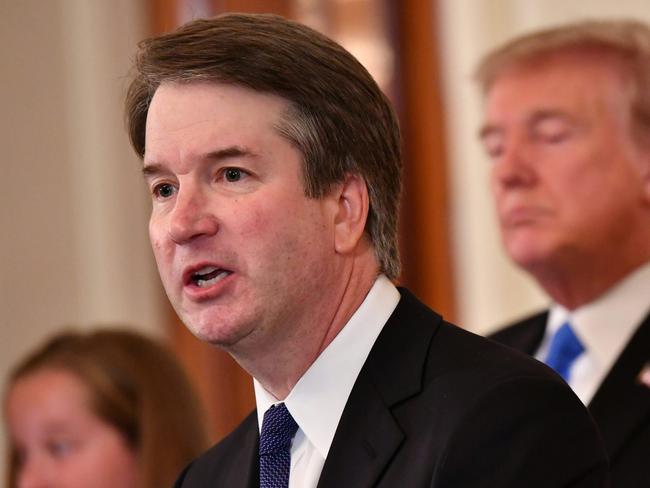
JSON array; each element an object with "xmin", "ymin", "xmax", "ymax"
[
  {"xmin": 439, "ymin": 0, "xmax": 650, "ymax": 334},
  {"xmin": 0, "ymin": 0, "xmax": 163, "ymax": 476}
]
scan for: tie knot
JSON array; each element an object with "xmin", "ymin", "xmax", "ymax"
[
  {"xmin": 545, "ymin": 322, "xmax": 585, "ymax": 381},
  {"xmin": 259, "ymin": 403, "xmax": 298, "ymax": 456}
]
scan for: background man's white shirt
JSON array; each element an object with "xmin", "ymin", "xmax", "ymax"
[{"xmin": 535, "ymin": 261, "xmax": 650, "ymax": 403}]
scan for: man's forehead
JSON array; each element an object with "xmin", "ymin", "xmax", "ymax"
[
  {"xmin": 149, "ymin": 81, "xmax": 290, "ymax": 115},
  {"xmin": 144, "ymin": 82, "xmax": 291, "ymax": 154},
  {"xmin": 486, "ymin": 48, "xmax": 626, "ymax": 96},
  {"xmin": 484, "ymin": 57, "xmax": 624, "ymax": 123}
]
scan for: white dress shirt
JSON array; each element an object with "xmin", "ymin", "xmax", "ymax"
[
  {"xmin": 253, "ymin": 274, "xmax": 400, "ymax": 488},
  {"xmin": 535, "ymin": 261, "xmax": 650, "ymax": 404}
]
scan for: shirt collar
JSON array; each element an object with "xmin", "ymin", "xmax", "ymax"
[
  {"xmin": 548, "ymin": 260, "xmax": 650, "ymax": 372},
  {"xmin": 253, "ymin": 274, "xmax": 400, "ymax": 459}
]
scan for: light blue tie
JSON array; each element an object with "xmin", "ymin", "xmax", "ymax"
[
  {"xmin": 544, "ymin": 322, "xmax": 585, "ymax": 381},
  {"xmin": 259, "ymin": 403, "xmax": 297, "ymax": 488}
]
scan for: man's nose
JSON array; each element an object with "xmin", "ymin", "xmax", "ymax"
[
  {"xmin": 168, "ymin": 187, "xmax": 219, "ymax": 244},
  {"xmin": 492, "ymin": 137, "xmax": 536, "ymax": 189}
]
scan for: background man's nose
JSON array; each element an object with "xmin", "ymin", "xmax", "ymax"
[{"xmin": 492, "ymin": 138, "xmax": 537, "ymax": 189}]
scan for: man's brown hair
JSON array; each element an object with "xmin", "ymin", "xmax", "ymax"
[{"xmin": 126, "ymin": 13, "xmax": 402, "ymax": 279}]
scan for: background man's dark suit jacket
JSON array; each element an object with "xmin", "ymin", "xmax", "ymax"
[
  {"xmin": 491, "ymin": 312, "xmax": 650, "ymax": 488},
  {"xmin": 175, "ymin": 289, "xmax": 609, "ymax": 487}
]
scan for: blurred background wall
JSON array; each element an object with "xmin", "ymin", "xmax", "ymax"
[
  {"xmin": 3, "ymin": 0, "xmax": 650, "ymax": 478},
  {"xmin": 1, "ymin": 0, "xmax": 165, "ymax": 477}
]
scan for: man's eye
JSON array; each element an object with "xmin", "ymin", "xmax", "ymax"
[
  {"xmin": 485, "ymin": 143, "xmax": 503, "ymax": 160},
  {"xmin": 153, "ymin": 183, "xmax": 175, "ymax": 198},
  {"xmin": 481, "ymin": 134, "xmax": 504, "ymax": 160},
  {"xmin": 224, "ymin": 168, "xmax": 244, "ymax": 182},
  {"xmin": 534, "ymin": 119, "xmax": 572, "ymax": 144},
  {"xmin": 539, "ymin": 131, "xmax": 569, "ymax": 144},
  {"xmin": 47, "ymin": 440, "xmax": 74, "ymax": 458}
]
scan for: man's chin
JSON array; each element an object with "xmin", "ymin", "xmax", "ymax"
[
  {"xmin": 182, "ymin": 316, "xmax": 250, "ymax": 349},
  {"xmin": 505, "ymin": 237, "xmax": 554, "ymax": 272}
]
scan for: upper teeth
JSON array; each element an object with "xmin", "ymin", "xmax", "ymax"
[
  {"xmin": 196, "ymin": 266, "xmax": 218, "ymax": 276},
  {"xmin": 193, "ymin": 266, "xmax": 228, "ymax": 287}
]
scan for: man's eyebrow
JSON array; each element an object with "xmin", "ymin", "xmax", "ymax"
[
  {"xmin": 478, "ymin": 124, "xmax": 501, "ymax": 141},
  {"xmin": 141, "ymin": 145, "xmax": 257, "ymax": 178},
  {"xmin": 142, "ymin": 163, "xmax": 165, "ymax": 178},
  {"xmin": 204, "ymin": 145, "xmax": 256, "ymax": 161}
]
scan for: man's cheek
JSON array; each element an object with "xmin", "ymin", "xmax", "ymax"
[
  {"xmin": 237, "ymin": 207, "xmax": 270, "ymax": 239},
  {"xmin": 148, "ymin": 242, "xmax": 175, "ymax": 288},
  {"xmin": 149, "ymin": 222, "xmax": 170, "ymax": 256},
  {"xmin": 150, "ymin": 236, "xmax": 164, "ymax": 254}
]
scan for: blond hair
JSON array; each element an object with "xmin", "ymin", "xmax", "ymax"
[{"xmin": 475, "ymin": 19, "xmax": 650, "ymax": 144}]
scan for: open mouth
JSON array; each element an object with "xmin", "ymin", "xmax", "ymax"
[{"xmin": 190, "ymin": 266, "xmax": 232, "ymax": 288}]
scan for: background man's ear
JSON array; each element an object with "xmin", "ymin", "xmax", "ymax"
[
  {"xmin": 333, "ymin": 173, "xmax": 369, "ymax": 254},
  {"xmin": 644, "ymin": 166, "xmax": 650, "ymax": 204},
  {"xmin": 641, "ymin": 153, "xmax": 650, "ymax": 204}
]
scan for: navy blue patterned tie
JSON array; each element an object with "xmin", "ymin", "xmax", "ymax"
[
  {"xmin": 544, "ymin": 322, "xmax": 585, "ymax": 381},
  {"xmin": 259, "ymin": 403, "xmax": 298, "ymax": 488}
]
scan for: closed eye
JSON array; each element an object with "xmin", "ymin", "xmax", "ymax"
[
  {"xmin": 537, "ymin": 130, "xmax": 570, "ymax": 144},
  {"xmin": 480, "ymin": 131, "xmax": 504, "ymax": 160},
  {"xmin": 531, "ymin": 113, "xmax": 574, "ymax": 145},
  {"xmin": 534, "ymin": 125, "xmax": 571, "ymax": 144}
]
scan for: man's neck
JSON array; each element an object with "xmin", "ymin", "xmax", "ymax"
[
  {"xmin": 534, "ymin": 255, "xmax": 650, "ymax": 311},
  {"xmin": 231, "ymin": 251, "xmax": 380, "ymax": 400}
]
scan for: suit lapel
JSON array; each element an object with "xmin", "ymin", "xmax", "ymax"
[
  {"xmin": 234, "ymin": 425, "xmax": 259, "ymax": 488},
  {"xmin": 316, "ymin": 289, "xmax": 440, "ymax": 487},
  {"xmin": 212, "ymin": 412, "xmax": 259, "ymax": 488},
  {"xmin": 588, "ymin": 313, "xmax": 650, "ymax": 461},
  {"xmin": 315, "ymin": 375, "xmax": 405, "ymax": 487}
]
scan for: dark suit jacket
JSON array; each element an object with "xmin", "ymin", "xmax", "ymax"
[
  {"xmin": 490, "ymin": 311, "xmax": 650, "ymax": 488},
  {"xmin": 175, "ymin": 289, "xmax": 609, "ymax": 487}
]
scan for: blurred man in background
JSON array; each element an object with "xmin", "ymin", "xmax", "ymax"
[{"xmin": 477, "ymin": 20, "xmax": 650, "ymax": 487}]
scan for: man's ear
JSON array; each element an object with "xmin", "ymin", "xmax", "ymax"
[
  {"xmin": 634, "ymin": 136, "xmax": 650, "ymax": 204},
  {"xmin": 640, "ymin": 151, "xmax": 650, "ymax": 204},
  {"xmin": 333, "ymin": 173, "xmax": 369, "ymax": 254}
]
